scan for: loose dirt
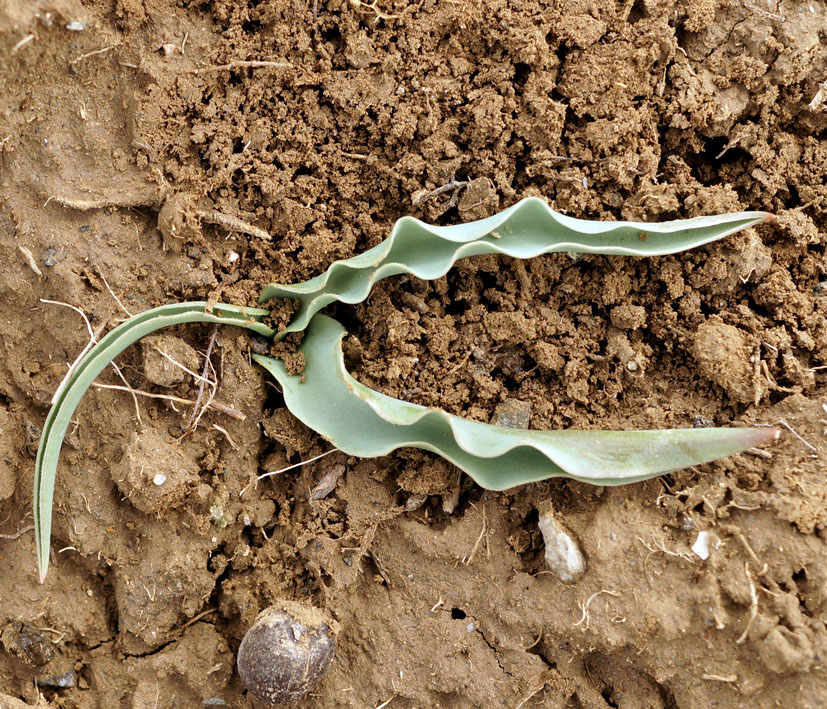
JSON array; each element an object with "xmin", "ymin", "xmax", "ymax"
[{"xmin": 1, "ymin": 0, "xmax": 826, "ymax": 707}]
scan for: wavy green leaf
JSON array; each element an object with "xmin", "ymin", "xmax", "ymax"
[
  {"xmin": 259, "ymin": 197, "xmax": 772, "ymax": 334},
  {"xmin": 33, "ymin": 200, "xmax": 775, "ymax": 582},
  {"xmin": 254, "ymin": 314, "xmax": 778, "ymax": 490}
]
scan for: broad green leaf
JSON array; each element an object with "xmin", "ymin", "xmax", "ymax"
[{"xmin": 254, "ymin": 314, "xmax": 778, "ymax": 490}]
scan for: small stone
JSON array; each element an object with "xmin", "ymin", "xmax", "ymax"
[
  {"xmin": 65, "ymin": 21, "xmax": 85, "ymax": 30},
  {"xmin": 1, "ymin": 622, "xmax": 55, "ymax": 666},
  {"xmin": 152, "ymin": 473, "xmax": 167, "ymax": 486},
  {"xmin": 37, "ymin": 669, "xmax": 76, "ymax": 688},
  {"xmin": 249, "ymin": 335, "xmax": 270, "ymax": 354},
  {"xmin": 537, "ymin": 504, "xmax": 586, "ymax": 584},
  {"xmin": 310, "ymin": 465, "xmax": 344, "ymax": 501},
  {"xmin": 405, "ymin": 492, "xmax": 428, "ymax": 512},
  {"xmin": 491, "ymin": 398, "xmax": 531, "ymax": 429},
  {"xmin": 691, "ymin": 531, "xmax": 719, "ymax": 560},
  {"xmin": 42, "ymin": 247, "xmax": 66, "ymax": 267}
]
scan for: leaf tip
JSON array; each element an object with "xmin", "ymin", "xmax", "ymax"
[{"xmin": 750, "ymin": 425, "xmax": 780, "ymax": 446}]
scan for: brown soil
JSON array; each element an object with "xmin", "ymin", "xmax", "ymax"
[{"xmin": 1, "ymin": 0, "xmax": 826, "ymax": 707}]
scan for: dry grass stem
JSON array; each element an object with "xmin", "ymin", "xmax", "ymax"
[
  {"xmin": 515, "ymin": 681, "xmax": 547, "ymax": 709},
  {"xmin": 736, "ymin": 563, "xmax": 758, "ymax": 644},
  {"xmin": 109, "ymin": 361, "xmax": 142, "ymax": 424},
  {"xmin": 70, "ymin": 44, "xmax": 117, "ymax": 65},
  {"xmin": 702, "ymin": 673, "xmax": 738, "ymax": 683},
  {"xmin": 12, "ymin": 33, "xmax": 36, "ymax": 54},
  {"xmin": 462, "ymin": 503, "xmax": 488, "ymax": 566},
  {"xmin": 196, "ymin": 209, "xmax": 272, "ymax": 241},
  {"xmin": 18, "ymin": 245, "xmax": 43, "ymax": 276},
  {"xmin": 186, "ymin": 327, "xmax": 219, "ymax": 432},
  {"xmin": 0, "ymin": 524, "xmax": 35, "ymax": 540},
  {"xmin": 95, "ymin": 265, "xmax": 133, "ymax": 317},
  {"xmin": 90, "ymin": 383, "xmax": 244, "ymax": 419},
  {"xmin": 350, "ymin": 0, "xmax": 400, "ymax": 21},
  {"xmin": 574, "ymin": 589, "xmax": 620, "ymax": 630},
  {"xmin": 212, "ymin": 423, "xmax": 239, "ymax": 450},
  {"xmin": 759, "ymin": 419, "xmax": 817, "ymax": 453},
  {"xmin": 240, "ymin": 449, "xmax": 339, "ymax": 498},
  {"xmin": 45, "ymin": 194, "xmax": 154, "ymax": 210}
]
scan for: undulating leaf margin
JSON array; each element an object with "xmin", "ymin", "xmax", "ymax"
[
  {"xmin": 253, "ymin": 314, "xmax": 778, "ymax": 490},
  {"xmin": 33, "ymin": 201, "xmax": 776, "ymax": 581},
  {"xmin": 259, "ymin": 197, "xmax": 772, "ymax": 334}
]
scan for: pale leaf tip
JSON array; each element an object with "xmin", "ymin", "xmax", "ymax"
[{"xmin": 752, "ymin": 426, "xmax": 781, "ymax": 445}]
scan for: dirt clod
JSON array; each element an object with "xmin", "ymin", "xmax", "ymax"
[
  {"xmin": 112, "ymin": 429, "xmax": 200, "ymax": 514},
  {"xmin": 691, "ymin": 317, "xmax": 762, "ymax": 404},
  {"xmin": 141, "ymin": 334, "xmax": 200, "ymax": 388}
]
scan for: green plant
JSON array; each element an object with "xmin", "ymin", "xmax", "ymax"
[{"xmin": 34, "ymin": 197, "xmax": 778, "ymax": 581}]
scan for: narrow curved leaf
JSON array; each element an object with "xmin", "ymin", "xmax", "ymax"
[
  {"xmin": 259, "ymin": 197, "xmax": 772, "ymax": 335},
  {"xmin": 33, "ymin": 303, "xmax": 273, "ymax": 582},
  {"xmin": 254, "ymin": 315, "xmax": 778, "ymax": 490}
]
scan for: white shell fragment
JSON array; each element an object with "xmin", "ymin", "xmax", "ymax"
[
  {"xmin": 537, "ymin": 505, "xmax": 586, "ymax": 584},
  {"xmin": 152, "ymin": 473, "xmax": 167, "ymax": 486},
  {"xmin": 691, "ymin": 530, "xmax": 718, "ymax": 560}
]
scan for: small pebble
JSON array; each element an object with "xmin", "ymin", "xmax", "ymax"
[
  {"xmin": 42, "ymin": 247, "xmax": 65, "ymax": 267},
  {"xmin": 691, "ymin": 531, "xmax": 713, "ymax": 560},
  {"xmin": 37, "ymin": 669, "xmax": 76, "ymax": 688},
  {"xmin": 405, "ymin": 493, "xmax": 428, "ymax": 512},
  {"xmin": 491, "ymin": 398, "xmax": 531, "ymax": 429},
  {"xmin": 249, "ymin": 336, "xmax": 270, "ymax": 354},
  {"xmin": 1, "ymin": 621, "xmax": 55, "ymax": 666},
  {"xmin": 152, "ymin": 473, "xmax": 167, "ymax": 486},
  {"xmin": 65, "ymin": 21, "xmax": 85, "ymax": 30},
  {"xmin": 537, "ymin": 504, "xmax": 586, "ymax": 584}
]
